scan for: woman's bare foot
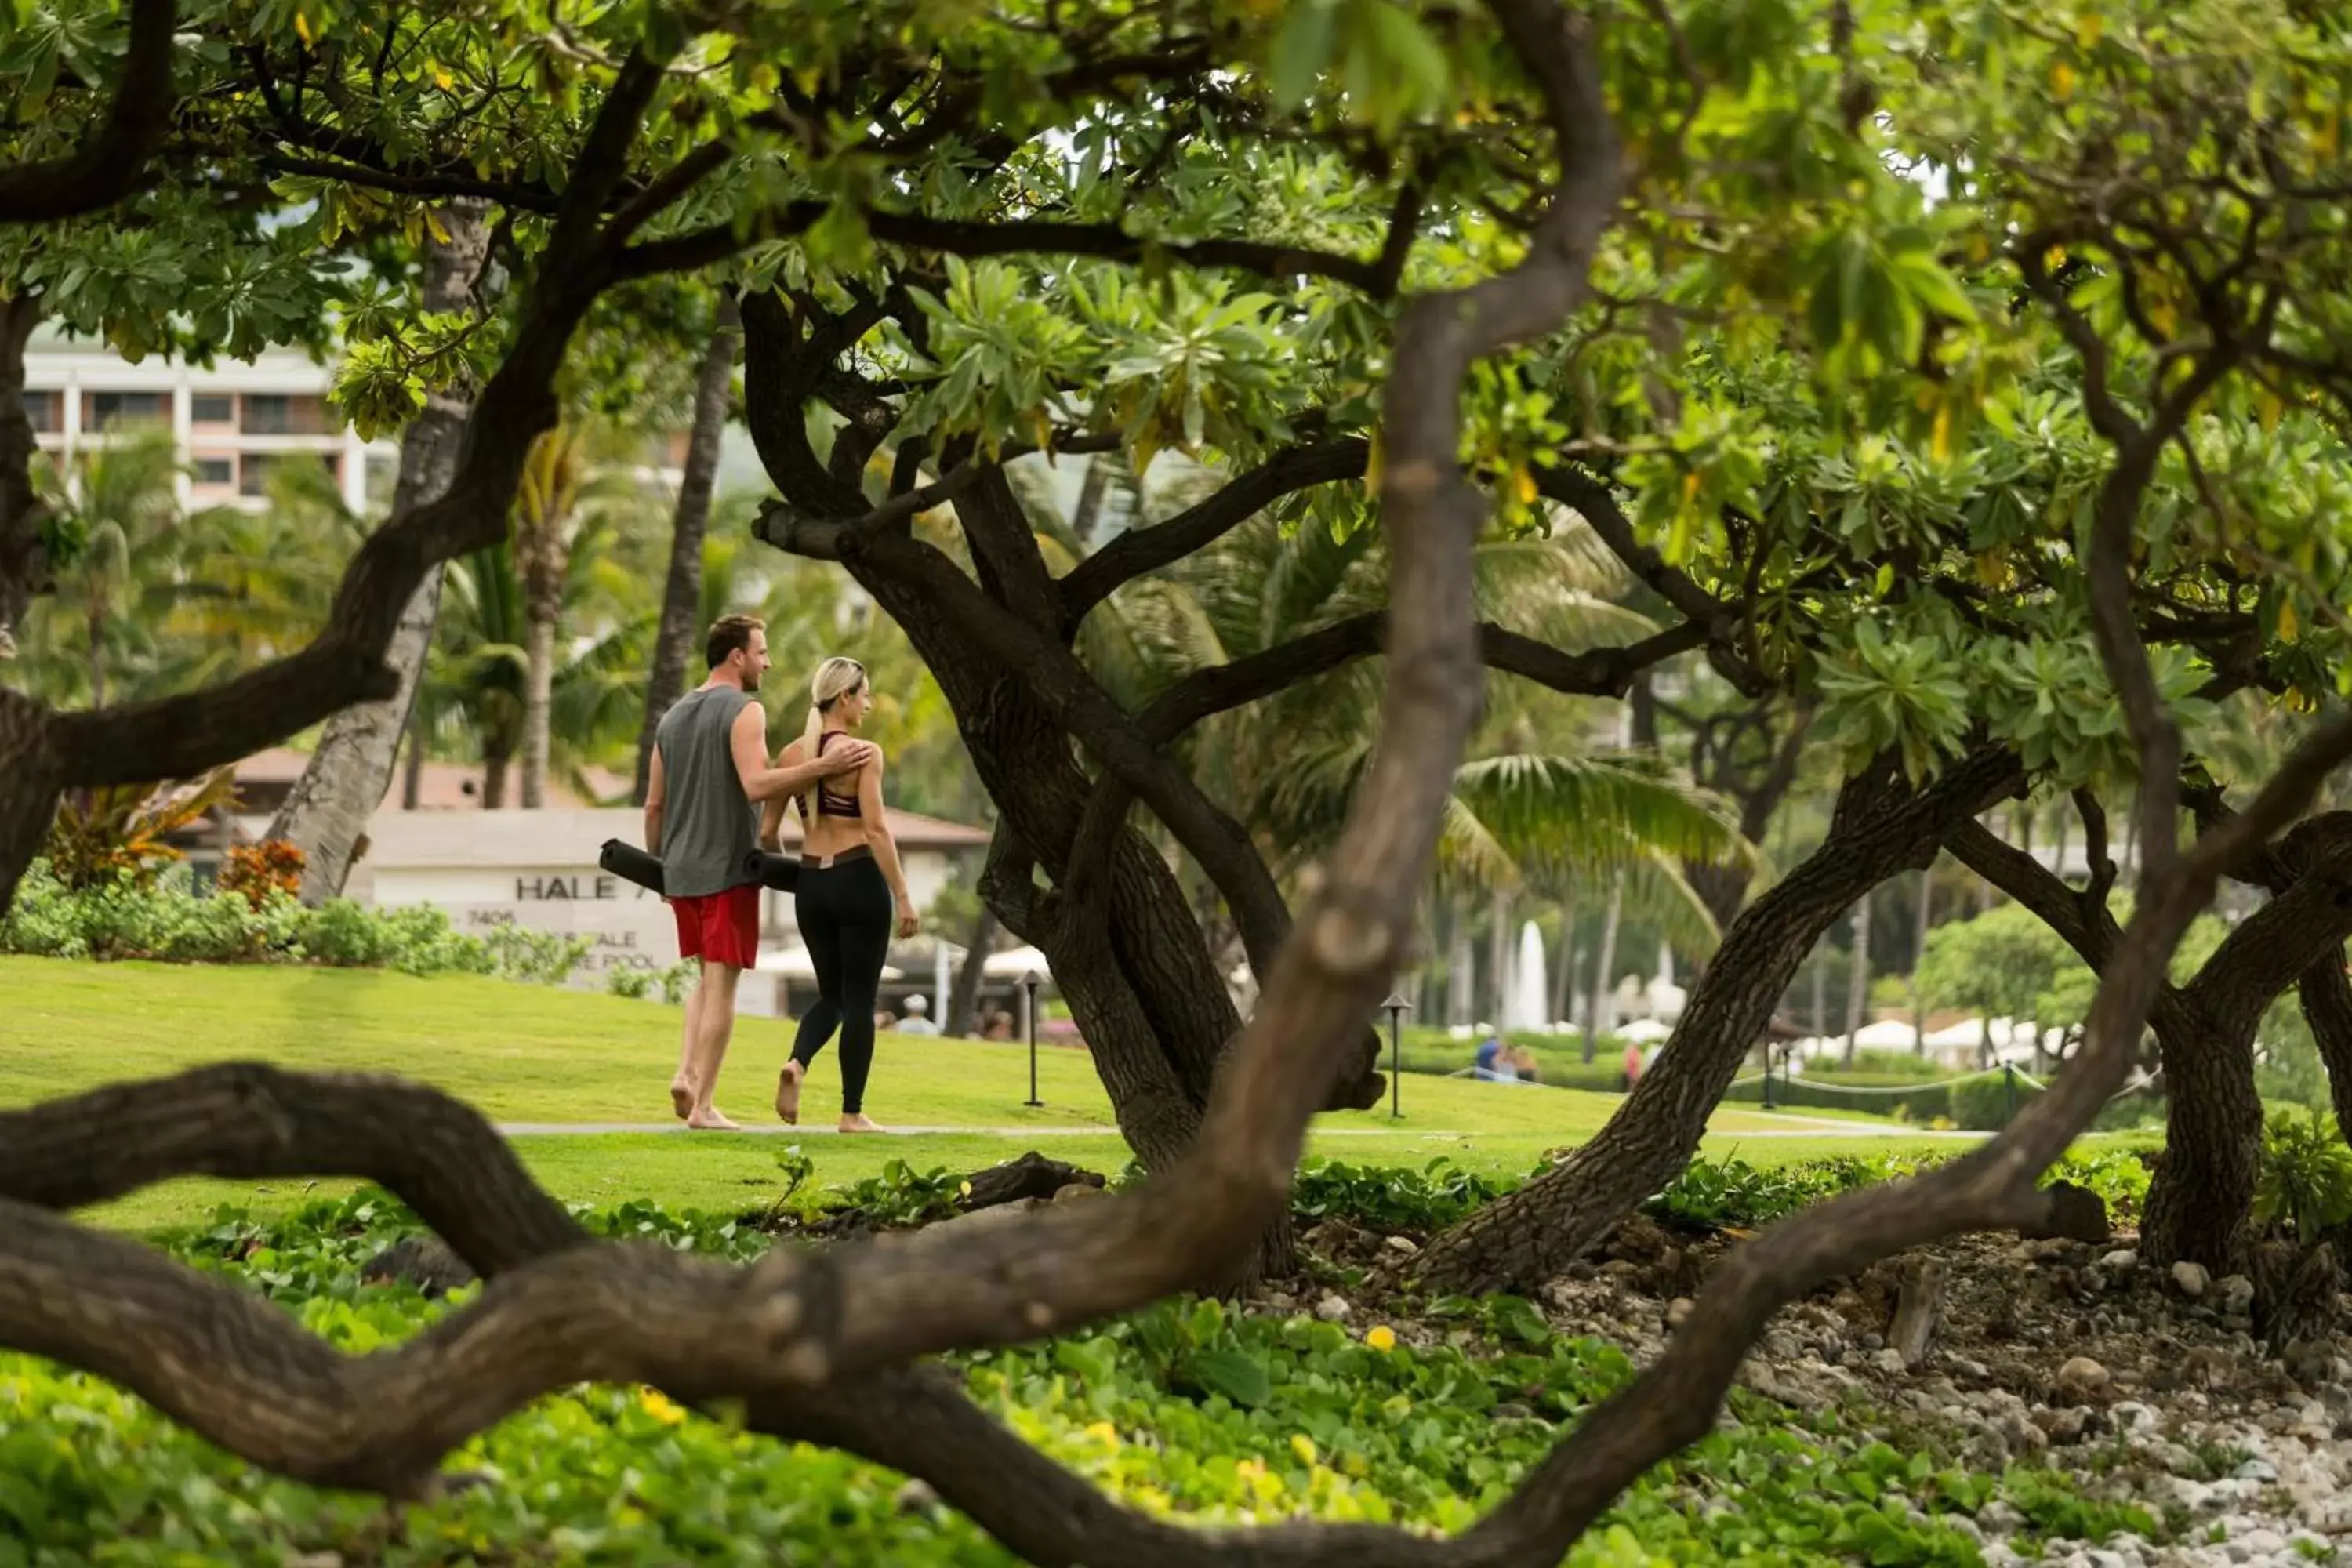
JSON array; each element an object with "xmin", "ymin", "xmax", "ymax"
[
  {"xmin": 775, "ymin": 1061, "xmax": 804, "ymax": 1125},
  {"xmin": 686, "ymin": 1107, "xmax": 741, "ymax": 1131},
  {"xmin": 838, "ymin": 1113, "xmax": 885, "ymax": 1134},
  {"xmin": 669, "ymin": 1078, "xmax": 695, "ymax": 1120}
]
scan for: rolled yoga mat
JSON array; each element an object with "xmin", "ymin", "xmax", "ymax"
[{"xmin": 599, "ymin": 840, "xmax": 800, "ymax": 895}]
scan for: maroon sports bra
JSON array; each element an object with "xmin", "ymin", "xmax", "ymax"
[{"xmin": 796, "ymin": 730, "xmax": 864, "ymax": 820}]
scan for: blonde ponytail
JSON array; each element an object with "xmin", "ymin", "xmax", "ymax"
[{"xmin": 797, "ymin": 655, "xmax": 868, "ymax": 817}]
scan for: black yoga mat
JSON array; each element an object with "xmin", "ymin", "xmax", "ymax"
[{"xmin": 599, "ymin": 840, "xmax": 800, "ymax": 895}]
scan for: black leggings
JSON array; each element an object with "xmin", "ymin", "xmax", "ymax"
[{"xmin": 789, "ymin": 851, "xmax": 895, "ymax": 1114}]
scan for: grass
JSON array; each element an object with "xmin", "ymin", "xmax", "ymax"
[{"xmin": 2, "ymin": 956, "xmax": 1991, "ymax": 1231}]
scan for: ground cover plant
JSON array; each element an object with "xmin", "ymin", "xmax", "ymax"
[{"xmin": 9, "ymin": 0, "xmax": 2352, "ymax": 1562}]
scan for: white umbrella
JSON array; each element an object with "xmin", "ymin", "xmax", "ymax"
[
  {"xmin": 1618, "ymin": 1018, "xmax": 1674, "ymax": 1044},
  {"xmin": 756, "ymin": 946, "xmax": 903, "ymax": 982},
  {"xmin": 1848, "ymin": 1018, "xmax": 1922, "ymax": 1051},
  {"xmin": 983, "ymin": 945, "xmax": 1053, "ymax": 981},
  {"xmin": 1923, "ymin": 1018, "xmax": 1988, "ymax": 1048}
]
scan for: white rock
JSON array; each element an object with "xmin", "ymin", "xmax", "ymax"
[
  {"xmin": 2235, "ymin": 1457, "xmax": 2280, "ymax": 1483},
  {"xmin": 2059, "ymin": 1356, "xmax": 2112, "ymax": 1392},
  {"xmin": 2103, "ymin": 1249, "xmax": 2141, "ymax": 1270},
  {"xmin": 1872, "ymin": 1348, "xmax": 1907, "ymax": 1375},
  {"xmin": 2219, "ymin": 1274, "xmax": 2257, "ymax": 1315},
  {"xmin": 1667, "ymin": 1297, "xmax": 1694, "ymax": 1330},
  {"xmin": 2172, "ymin": 1260, "xmax": 2212, "ymax": 1298},
  {"xmin": 1314, "ymin": 1294, "xmax": 1352, "ymax": 1323}
]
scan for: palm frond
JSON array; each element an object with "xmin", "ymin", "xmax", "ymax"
[
  {"xmin": 1612, "ymin": 850, "xmax": 1727, "ymax": 955},
  {"xmin": 1451, "ymin": 753, "xmax": 1754, "ymax": 877},
  {"xmin": 1433, "ymin": 793, "xmax": 1527, "ymax": 891}
]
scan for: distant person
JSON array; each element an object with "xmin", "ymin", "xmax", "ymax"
[
  {"xmin": 896, "ymin": 994, "xmax": 942, "ymax": 1036},
  {"xmin": 1473, "ymin": 1029, "xmax": 1510, "ymax": 1081},
  {"xmin": 1621, "ymin": 1039, "xmax": 1644, "ymax": 1091},
  {"xmin": 645, "ymin": 615, "xmax": 873, "ymax": 1130},
  {"xmin": 982, "ymin": 1010, "xmax": 1015, "ymax": 1041},
  {"xmin": 1510, "ymin": 1045, "xmax": 1541, "ymax": 1083},
  {"xmin": 766, "ymin": 655, "xmax": 921, "ymax": 1132}
]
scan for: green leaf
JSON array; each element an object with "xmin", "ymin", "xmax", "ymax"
[
  {"xmin": 1184, "ymin": 1347, "xmax": 1272, "ymax": 1407},
  {"xmin": 1270, "ymin": 0, "xmax": 1339, "ymax": 107}
]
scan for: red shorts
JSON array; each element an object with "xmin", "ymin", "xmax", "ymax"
[{"xmin": 670, "ymin": 884, "xmax": 760, "ymax": 969}]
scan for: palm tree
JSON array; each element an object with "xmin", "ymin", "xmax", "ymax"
[
  {"xmin": 18, "ymin": 434, "xmax": 183, "ymax": 707},
  {"xmin": 426, "ymin": 541, "xmax": 529, "ymax": 808},
  {"xmin": 165, "ymin": 459, "xmax": 363, "ymax": 676},
  {"xmin": 1079, "ymin": 499, "xmax": 1754, "ymax": 961},
  {"xmin": 426, "ymin": 510, "xmax": 657, "ymax": 808},
  {"xmin": 511, "ymin": 425, "xmax": 594, "ymax": 809}
]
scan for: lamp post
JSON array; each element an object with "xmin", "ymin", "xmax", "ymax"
[
  {"xmin": 1383, "ymin": 992, "xmax": 1410, "ymax": 1120},
  {"xmin": 1022, "ymin": 970, "xmax": 1044, "ymax": 1108}
]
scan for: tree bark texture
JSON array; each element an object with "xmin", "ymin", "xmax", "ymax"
[
  {"xmin": 267, "ymin": 207, "xmax": 489, "ymax": 899},
  {"xmin": 1416, "ymin": 747, "xmax": 2024, "ymax": 1294},
  {"xmin": 0, "ymin": 293, "xmax": 48, "ymax": 662},
  {"xmin": 633, "ymin": 292, "xmax": 739, "ymax": 805}
]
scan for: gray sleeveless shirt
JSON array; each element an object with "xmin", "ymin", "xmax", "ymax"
[{"xmin": 654, "ymin": 686, "xmax": 760, "ymax": 898}]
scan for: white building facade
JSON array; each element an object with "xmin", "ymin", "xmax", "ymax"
[{"xmin": 22, "ymin": 330, "xmax": 397, "ymax": 514}]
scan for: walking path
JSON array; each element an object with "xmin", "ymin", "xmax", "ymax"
[{"xmin": 493, "ymin": 1115, "xmax": 1987, "ymax": 1139}]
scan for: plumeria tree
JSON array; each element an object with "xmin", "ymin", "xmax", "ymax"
[{"xmin": 9, "ymin": 3, "xmax": 2352, "ymax": 1567}]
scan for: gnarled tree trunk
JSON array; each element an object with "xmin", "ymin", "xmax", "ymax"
[
  {"xmin": 2143, "ymin": 820, "xmax": 2352, "ymax": 1270},
  {"xmin": 1955, "ymin": 807, "xmax": 2352, "ymax": 1275},
  {"xmin": 267, "ymin": 206, "xmax": 488, "ymax": 899},
  {"xmin": 1414, "ymin": 747, "xmax": 2022, "ymax": 1294},
  {"xmin": 632, "ymin": 292, "xmax": 739, "ymax": 805},
  {"xmin": 2137, "ymin": 1003, "xmax": 2262, "ymax": 1274},
  {"xmin": 0, "ymin": 293, "xmax": 48, "ymax": 663}
]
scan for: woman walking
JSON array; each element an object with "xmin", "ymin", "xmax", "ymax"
[{"xmin": 764, "ymin": 655, "xmax": 920, "ymax": 1131}]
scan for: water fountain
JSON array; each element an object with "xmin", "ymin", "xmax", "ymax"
[{"xmin": 1507, "ymin": 920, "xmax": 1549, "ymax": 1032}]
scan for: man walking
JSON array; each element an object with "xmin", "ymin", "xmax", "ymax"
[{"xmin": 645, "ymin": 614, "xmax": 873, "ymax": 1128}]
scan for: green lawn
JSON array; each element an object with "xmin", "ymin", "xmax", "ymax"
[{"xmin": 2, "ymin": 956, "xmax": 1984, "ymax": 1231}]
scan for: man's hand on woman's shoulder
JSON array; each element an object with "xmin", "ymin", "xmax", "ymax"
[{"xmin": 823, "ymin": 739, "xmax": 879, "ymax": 773}]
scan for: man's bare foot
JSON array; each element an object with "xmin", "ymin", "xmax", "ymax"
[
  {"xmin": 775, "ymin": 1061, "xmax": 804, "ymax": 1125},
  {"xmin": 838, "ymin": 1113, "xmax": 885, "ymax": 1134},
  {"xmin": 669, "ymin": 1078, "xmax": 694, "ymax": 1120},
  {"xmin": 686, "ymin": 1107, "xmax": 741, "ymax": 1131}
]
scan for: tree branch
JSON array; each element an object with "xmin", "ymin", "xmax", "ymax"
[
  {"xmin": 1059, "ymin": 438, "xmax": 1370, "ymax": 633},
  {"xmin": 2, "ymin": 53, "xmax": 673, "ymax": 909},
  {"xmin": 618, "ymin": 203, "xmax": 1415, "ymax": 292},
  {"xmin": 0, "ymin": 0, "xmax": 176, "ymax": 223},
  {"xmin": 1943, "ymin": 817, "xmax": 2114, "ymax": 967},
  {"xmin": 1133, "ymin": 614, "xmax": 1705, "ymax": 744}
]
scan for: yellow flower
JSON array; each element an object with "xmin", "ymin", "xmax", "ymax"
[
  {"xmin": 1084, "ymin": 1421, "xmax": 1122, "ymax": 1450},
  {"xmin": 638, "ymin": 1388, "xmax": 686, "ymax": 1426},
  {"xmin": 1235, "ymin": 1458, "xmax": 1266, "ymax": 1481},
  {"xmin": 1365, "ymin": 1325, "xmax": 1398, "ymax": 1352},
  {"xmin": 1291, "ymin": 1433, "xmax": 1318, "ymax": 1466}
]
